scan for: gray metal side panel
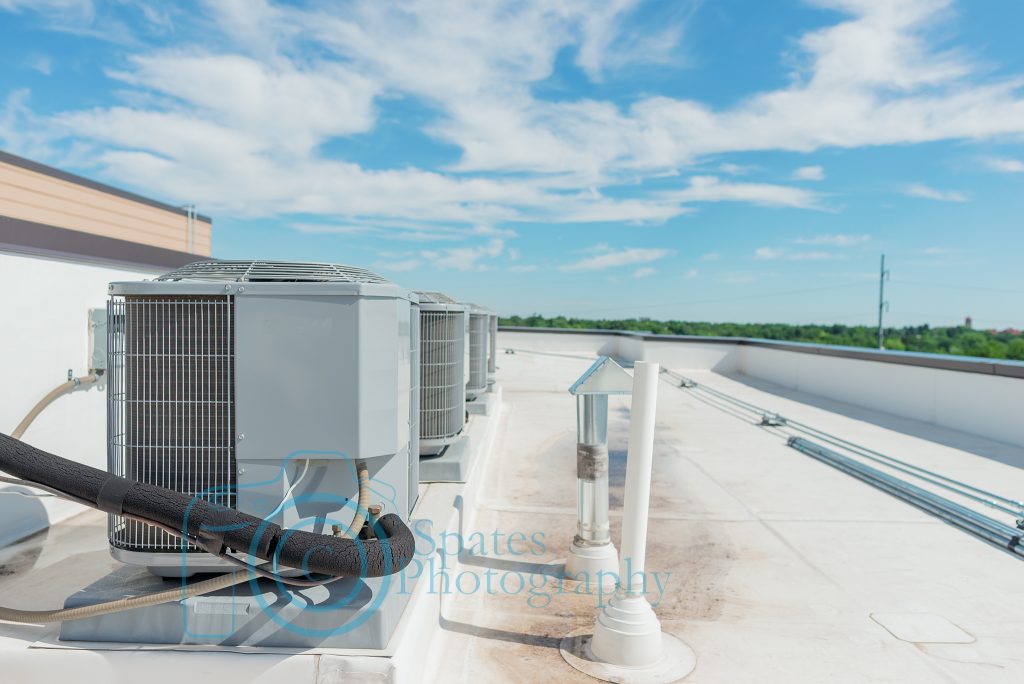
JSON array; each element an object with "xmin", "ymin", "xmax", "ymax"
[
  {"xmin": 409, "ymin": 303, "xmax": 420, "ymax": 509},
  {"xmin": 233, "ymin": 295, "xmax": 401, "ymax": 461}
]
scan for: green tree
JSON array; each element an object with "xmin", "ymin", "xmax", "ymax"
[
  {"xmin": 1007, "ymin": 338, "xmax": 1024, "ymax": 361},
  {"xmin": 499, "ymin": 315, "xmax": 1023, "ymax": 361}
]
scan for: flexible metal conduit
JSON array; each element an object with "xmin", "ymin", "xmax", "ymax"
[
  {"xmin": 661, "ymin": 368, "xmax": 1024, "ymax": 518},
  {"xmin": 779, "ymin": 420, "xmax": 1024, "ymax": 516},
  {"xmin": 788, "ymin": 437, "xmax": 1023, "ymax": 558},
  {"xmin": 0, "ymin": 571, "xmax": 251, "ymax": 624},
  {"xmin": 12, "ymin": 374, "xmax": 99, "ymax": 440},
  {"xmin": 659, "ymin": 368, "xmax": 1024, "ymax": 557}
]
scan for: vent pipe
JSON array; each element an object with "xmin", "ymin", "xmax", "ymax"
[
  {"xmin": 564, "ymin": 356, "xmax": 632, "ymax": 586},
  {"xmin": 562, "ymin": 361, "xmax": 696, "ymax": 682}
]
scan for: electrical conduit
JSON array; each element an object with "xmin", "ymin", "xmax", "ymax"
[{"xmin": 12, "ymin": 374, "xmax": 98, "ymax": 440}]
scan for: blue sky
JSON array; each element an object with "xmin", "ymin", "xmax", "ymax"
[{"xmin": 1, "ymin": 0, "xmax": 1022, "ymax": 327}]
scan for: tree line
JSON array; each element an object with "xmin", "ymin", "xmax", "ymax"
[{"xmin": 500, "ymin": 315, "xmax": 1024, "ymax": 361}]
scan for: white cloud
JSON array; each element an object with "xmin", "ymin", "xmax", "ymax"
[
  {"xmin": 5, "ymin": 0, "xmax": 1024, "ymax": 236},
  {"xmin": 373, "ymin": 258, "xmax": 421, "ymax": 272},
  {"xmin": 718, "ymin": 162, "xmax": 752, "ymax": 175},
  {"xmin": 754, "ymin": 247, "xmax": 785, "ymax": 260},
  {"xmin": 755, "ymin": 246, "xmax": 836, "ymax": 261},
  {"xmin": 983, "ymin": 157, "xmax": 1024, "ymax": 173},
  {"xmin": 684, "ymin": 268, "xmax": 698, "ymax": 279},
  {"xmin": 0, "ymin": 90, "xmax": 29, "ymax": 146},
  {"xmin": 792, "ymin": 165, "xmax": 825, "ymax": 181},
  {"xmin": 508, "ymin": 264, "xmax": 538, "ymax": 272},
  {"xmin": 28, "ymin": 55, "xmax": 52, "ymax": 75},
  {"xmin": 372, "ymin": 0, "xmax": 1024, "ymax": 176},
  {"xmin": 49, "ymin": 97, "xmax": 693, "ymax": 228},
  {"xmin": 560, "ymin": 247, "xmax": 673, "ymax": 272},
  {"xmin": 788, "ymin": 250, "xmax": 835, "ymax": 261},
  {"xmin": 107, "ymin": 52, "xmax": 380, "ymax": 154},
  {"xmin": 633, "ymin": 267, "xmax": 656, "ymax": 278},
  {"xmin": 794, "ymin": 233, "xmax": 870, "ymax": 246},
  {"xmin": 291, "ymin": 221, "xmax": 503, "ymax": 242},
  {"xmin": 0, "ymin": 88, "xmax": 52, "ymax": 160},
  {"xmin": 0, "ymin": 0, "xmax": 92, "ymax": 16},
  {"xmin": 669, "ymin": 176, "xmax": 825, "ymax": 209},
  {"xmin": 0, "ymin": 0, "xmax": 166, "ymax": 41},
  {"xmin": 699, "ymin": 252, "xmax": 720, "ymax": 262},
  {"xmin": 720, "ymin": 272, "xmax": 759, "ymax": 285},
  {"xmin": 422, "ymin": 238, "xmax": 506, "ymax": 271},
  {"xmin": 903, "ymin": 183, "xmax": 969, "ymax": 202}
]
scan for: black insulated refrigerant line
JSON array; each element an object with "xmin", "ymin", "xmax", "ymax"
[{"xmin": 0, "ymin": 433, "xmax": 415, "ymax": 578}]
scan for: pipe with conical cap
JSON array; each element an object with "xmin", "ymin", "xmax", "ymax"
[
  {"xmin": 587, "ymin": 361, "xmax": 697, "ymax": 679},
  {"xmin": 564, "ymin": 356, "xmax": 633, "ymax": 586}
]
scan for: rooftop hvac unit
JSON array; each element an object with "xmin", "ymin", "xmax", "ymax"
[
  {"xmin": 106, "ymin": 260, "xmax": 417, "ymax": 575},
  {"xmin": 415, "ymin": 292, "xmax": 468, "ymax": 456},
  {"xmin": 465, "ymin": 304, "xmax": 491, "ymax": 400}
]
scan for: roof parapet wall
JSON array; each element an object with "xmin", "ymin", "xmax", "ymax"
[{"xmin": 499, "ymin": 326, "xmax": 1024, "ymax": 379}]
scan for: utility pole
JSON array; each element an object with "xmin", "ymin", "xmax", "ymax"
[{"xmin": 877, "ymin": 254, "xmax": 889, "ymax": 349}]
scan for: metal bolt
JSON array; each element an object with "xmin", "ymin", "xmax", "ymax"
[
  {"xmin": 237, "ymin": 467, "xmax": 245, "ymax": 475},
  {"xmin": 224, "ymin": 285, "xmax": 231, "ymax": 291},
  {"xmin": 238, "ymin": 286, "xmax": 245, "ymax": 293},
  {"xmin": 237, "ymin": 433, "xmax": 245, "ymax": 441}
]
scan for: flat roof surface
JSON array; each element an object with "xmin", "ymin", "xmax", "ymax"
[
  {"xmin": 422, "ymin": 348, "xmax": 1024, "ymax": 682},
  {"xmin": 2, "ymin": 347, "xmax": 1023, "ymax": 682}
]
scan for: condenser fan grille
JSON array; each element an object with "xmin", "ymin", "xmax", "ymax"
[
  {"xmin": 466, "ymin": 311, "xmax": 489, "ymax": 395},
  {"xmin": 157, "ymin": 260, "xmax": 390, "ymax": 284},
  {"xmin": 107, "ymin": 294, "xmax": 236, "ymax": 553},
  {"xmin": 487, "ymin": 313, "xmax": 498, "ymax": 376},
  {"xmin": 420, "ymin": 311, "xmax": 466, "ymax": 440}
]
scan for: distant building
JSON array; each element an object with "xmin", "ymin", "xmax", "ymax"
[
  {"xmin": 1, "ymin": 149, "xmax": 211, "ymax": 267},
  {"xmin": 965, "ymin": 316, "xmax": 973, "ymax": 329}
]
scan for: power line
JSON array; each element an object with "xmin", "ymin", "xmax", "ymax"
[
  {"xmin": 533, "ymin": 273, "xmax": 1018, "ymax": 323},
  {"xmin": 891, "ymin": 279, "xmax": 1024, "ymax": 295},
  {"xmin": 825, "ymin": 311, "xmax": 879, "ymax": 322}
]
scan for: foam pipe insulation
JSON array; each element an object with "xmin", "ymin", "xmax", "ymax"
[{"xmin": 0, "ymin": 433, "xmax": 415, "ymax": 578}]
